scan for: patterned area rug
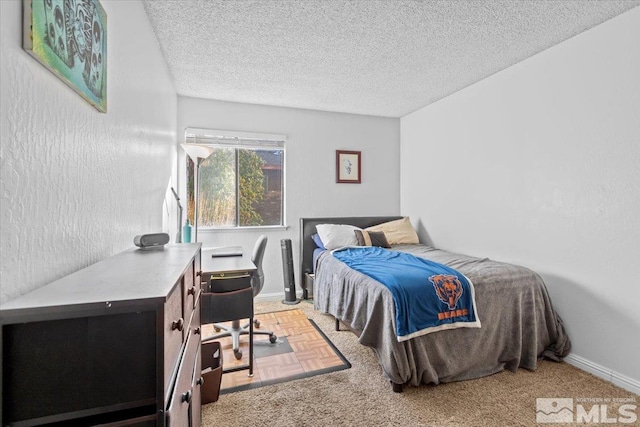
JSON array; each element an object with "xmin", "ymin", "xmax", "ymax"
[{"xmin": 201, "ymin": 308, "xmax": 350, "ymax": 394}]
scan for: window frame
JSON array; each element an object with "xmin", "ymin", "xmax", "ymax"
[{"xmin": 184, "ymin": 128, "xmax": 287, "ymax": 231}]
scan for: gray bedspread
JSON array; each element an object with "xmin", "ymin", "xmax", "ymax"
[{"xmin": 313, "ymin": 244, "xmax": 571, "ymax": 386}]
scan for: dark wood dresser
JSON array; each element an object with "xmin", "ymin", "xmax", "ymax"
[{"xmin": 0, "ymin": 243, "xmax": 202, "ymax": 426}]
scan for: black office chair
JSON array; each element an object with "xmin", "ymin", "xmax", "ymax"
[
  {"xmin": 201, "ymin": 277, "xmax": 254, "ymax": 373},
  {"xmin": 205, "ymin": 235, "xmax": 276, "ymax": 360}
]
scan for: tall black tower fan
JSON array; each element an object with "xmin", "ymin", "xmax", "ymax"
[{"xmin": 280, "ymin": 239, "xmax": 300, "ymax": 304}]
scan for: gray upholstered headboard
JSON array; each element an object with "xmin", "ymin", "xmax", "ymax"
[{"xmin": 299, "ymin": 216, "xmax": 403, "ymax": 286}]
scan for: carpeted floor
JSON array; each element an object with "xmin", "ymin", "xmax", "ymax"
[{"xmin": 202, "ymin": 299, "xmax": 638, "ymax": 427}]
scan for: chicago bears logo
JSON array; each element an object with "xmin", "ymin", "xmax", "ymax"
[{"xmin": 429, "ymin": 274, "xmax": 463, "ymax": 310}]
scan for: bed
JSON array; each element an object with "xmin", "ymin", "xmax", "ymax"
[{"xmin": 300, "ymin": 216, "xmax": 571, "ymax": 392}]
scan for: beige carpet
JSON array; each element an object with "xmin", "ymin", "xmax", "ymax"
[{"xmin": 202, "ymin": 299, "xmax": 638, "ymax": 427}]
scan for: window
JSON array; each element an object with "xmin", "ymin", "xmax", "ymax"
[{"xmin": 185, "ymin": 128, "xmax": 286, "ymax": 228}]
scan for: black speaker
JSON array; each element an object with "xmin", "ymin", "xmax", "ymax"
[
  {"xmin": 280, "ymin": 239, "xmax": 300, "ymax": 305},
  {"xmin": 133, "ymin": 233, "xmax": 170, "ymax": 250}
]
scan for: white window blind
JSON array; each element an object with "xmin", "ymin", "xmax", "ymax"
[{"xmin": 185, "ymin": 127, "xmax": 286, "ymax": 149}]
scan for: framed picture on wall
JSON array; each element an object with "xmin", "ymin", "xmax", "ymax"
[
  {"xmin": 23, "ymin": 0, "xmax": 108, "ymax": 113},
  {"xmin": 336, "ymin": 150, "xmax": 361, "ymax": 183}
]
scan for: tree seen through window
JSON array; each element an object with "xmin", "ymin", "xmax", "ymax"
[{"xmin": 187, "ymin": 147, "xmax": 283, "ymax": 228}]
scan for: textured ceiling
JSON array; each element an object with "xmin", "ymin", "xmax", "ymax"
[{"xmin": 143, "ymin": 0, "xmax": 640, "ymax": 118}]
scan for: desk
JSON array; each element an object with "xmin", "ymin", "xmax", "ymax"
[
  {"xmin": 201, "ymin": 247, "xmax": 256, "ymax": 280},
  {"xmin": 200, "ymin": 247, "xmax": 256, "ymax": 375}
]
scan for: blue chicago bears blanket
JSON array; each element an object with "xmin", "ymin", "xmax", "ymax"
[{"xmin": 333, "ymin": 247, "xmax": 481, "ymax": 341}]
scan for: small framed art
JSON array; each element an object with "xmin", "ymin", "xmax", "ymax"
[{"xmin": 336, "ymin": 150, "xmax": 361, "ymax": 184}]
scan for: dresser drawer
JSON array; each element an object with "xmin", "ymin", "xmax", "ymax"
[
  {"xmin": 190, "ymin": 296, "xmax": 201, "ymax": 342},
  {"xmin": 194, "ymin": 252, "xmax": 201, "ymax": 288},
  {"xmin": 166, "ymin": 326, "xmax": 200, "ymax": 427},
  {"xmin": 190, "ymin": 343, "xmax": 203, "ymax": 427},
  {"xmin": 164, "ymin": 283, "xmax": 184, "ymax": 398},
  {"xmin": 182, "ymin": 261, "xmax": 197, "ymax": 327}
]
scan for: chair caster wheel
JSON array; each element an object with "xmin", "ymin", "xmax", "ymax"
[
  {"xmin": 214, "ymin": 327, "xmax": 220, "ymax": 332},
  {"xmin": 254, "ymin": 319, "xmax": 261, "ymax": 329},
  {"xmin": 269, "ymin": 334, "xmax": 277, "ymax": 344},
  {"xmin": 234, "ymin": 349, "xmax": 242, "ymax": 360}
]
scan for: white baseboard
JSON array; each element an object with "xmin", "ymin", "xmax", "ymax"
[
  {"xmin": 255, "ymin": 290, "xmax": 305, "ymax": 302},
  {"xmin": 254, "ymin": 292, "xmax": 283, "ymax": 301},
  {"xmin": 564, "ymin": 353, "xmax": 640, "ymax": 395}
]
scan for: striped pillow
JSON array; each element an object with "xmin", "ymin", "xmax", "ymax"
[{"xmin": 354, "ymin": 230, "xmax": 390, "ymax": 248}]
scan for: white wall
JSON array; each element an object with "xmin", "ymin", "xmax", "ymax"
[
  {"xmin": 0, "ymin": 0, "xmax": 178, "ymax": 303},
  {"xmin": 401, "ymin": 8, "xmax": 640, "ymax": 385},
  {"xmin": 178, "ymin": 97, "xmax": 400, "ymax": 297}
]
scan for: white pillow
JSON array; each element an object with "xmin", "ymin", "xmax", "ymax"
[{"xmin": 315, "ymin": 224, "xmax": 362, "ymax": 250}]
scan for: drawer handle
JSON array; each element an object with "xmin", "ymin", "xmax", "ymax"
[
  {"xmin": 181, "ymin": 390, "xmax": 192, "ymax": 404},
  {"xmin": 197, "ymin": 377, "xmax": 204, "ymax": 386},
  {"xmin": 172, "ymin": 318, "xmax": 184, "ymax": 332},
  {"xmin": 187, "ymin": 286, "xmax": 196, "ymax": 296}
]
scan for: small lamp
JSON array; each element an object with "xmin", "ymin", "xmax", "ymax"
[{"xmin": 181, "ymin": 143, "xmax": 215, "ymax": 242}]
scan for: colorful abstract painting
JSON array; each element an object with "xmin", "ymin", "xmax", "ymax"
[{"xmin": 23, "ymin": 0, "xmax": 107, "ymax": 112}]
